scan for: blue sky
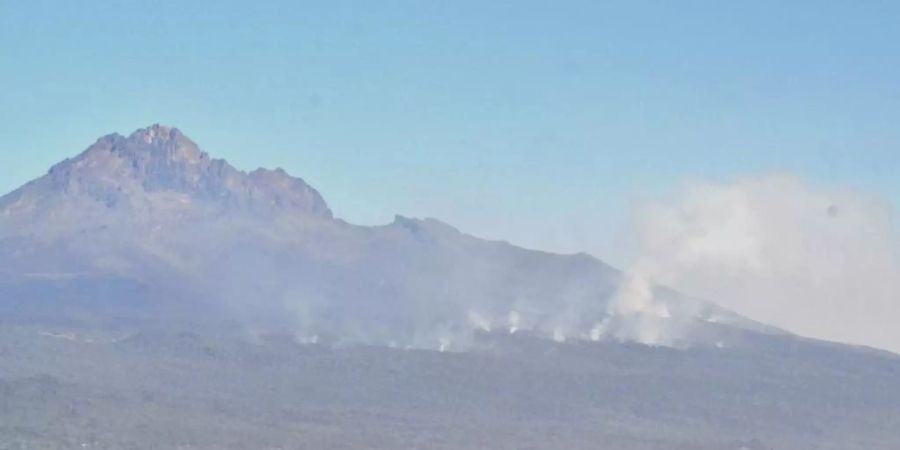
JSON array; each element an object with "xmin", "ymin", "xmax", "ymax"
[{"xmin": 1, "ymin": 1, "xmax": 898, "ymax": 262}]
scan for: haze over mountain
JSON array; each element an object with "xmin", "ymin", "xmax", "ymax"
[
  {"xmin": 0, "ymin": 124, "xmax": 760, "ymax": 350},
  {"xmin": 2, "ymin": 126, "xmax": 900, "ymax": 449}
]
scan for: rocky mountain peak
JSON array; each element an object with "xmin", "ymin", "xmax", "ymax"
[
  {"xmin": 130, "ymin": 123, "xmax": 179, "ymax": 143},
  {"xmin": 1, "ymin": 125, "xmax": 333, "ymax": 224},
  {"xmin": 51, "ymin": 124, "xmax": 206, "ymax": 175}
]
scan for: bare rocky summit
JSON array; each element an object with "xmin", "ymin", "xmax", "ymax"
[{"xmin": 1, "ymin": 125, "xmax": 331, "ymax": 234}]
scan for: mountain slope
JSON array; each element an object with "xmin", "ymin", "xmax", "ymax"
[
  {"xmin": 0, "ymin": 124, "xmax": 750, "ymax": 349},
  {"xmin": 2, "ymin": 324, "xmax": 899, "ymax": 450}
]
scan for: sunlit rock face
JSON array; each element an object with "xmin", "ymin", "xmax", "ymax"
[
  {"xmin": 0, "ymin": 125, "xmax": 766, "ymax": 350},
  {"xmin": 1, "ymin": 125, "xmax": 331, "ymax": 233}
]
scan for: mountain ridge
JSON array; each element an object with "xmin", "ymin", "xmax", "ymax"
[
  {"xmin": 1, "ymin": 125, "xmax": 332, "ymax": 235},
  {"xmin": 4, "ymin": 125, "xmax": 900, "ymax": 449},
  {"xmin": 0, "ymin": 125, "xmax": 768, "ymax": 350}
]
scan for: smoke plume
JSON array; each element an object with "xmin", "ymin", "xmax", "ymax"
[{"xmin": 610, "ymin": 174, "xmax": 900, "ymax": 353}]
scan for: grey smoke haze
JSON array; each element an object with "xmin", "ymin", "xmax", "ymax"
[
  {"xmin": 615, "ymin": 174, "xmax": 900, "ymax": 353},
  {"xmin": 5, "ymin": 125, "xmax": 894, "ymax": 354},
  {"xmin": 3, "ymin": 125, "xmax": 754, "ymax": 351},
  {"xmin": 7, "ymin": 126, "xmax": 900, "ymax": 449}
]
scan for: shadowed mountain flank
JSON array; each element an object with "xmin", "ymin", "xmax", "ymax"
[
  {"xmin": 0, "ymin": 126, "xmax": 629, "ymax": 346},
  {"xmin": 0, "ymin": 125, "xmax": 770, "ymax": 349}
]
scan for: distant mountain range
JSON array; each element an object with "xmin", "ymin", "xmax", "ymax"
[
  {"xmin": 0, "ymin": 124, "xmax": 761, "ymax": 349},
  {"xmin": 2, "ymin": 125, "xmax": 900, "ymax": 449}
]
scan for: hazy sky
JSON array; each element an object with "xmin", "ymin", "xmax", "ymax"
[{"xmin": 1, "ymin": 0, "xmax": 898, "ymax": 263}]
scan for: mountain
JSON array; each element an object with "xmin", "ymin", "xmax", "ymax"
[
  {"xmin": 0, "ymin": 124, "xmax": 751, "ymax": 349},
  {"xmin": 0, "ymin": 125, "xmax": 331, "ymax": 226},
  {"xmin": 2, "ymin": 125, "xmax": 900, "ymax": 449}
]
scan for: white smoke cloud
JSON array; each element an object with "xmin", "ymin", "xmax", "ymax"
[{"xmin": 612, "ymin": 174, "xmax": 900, "ymax": 353}]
